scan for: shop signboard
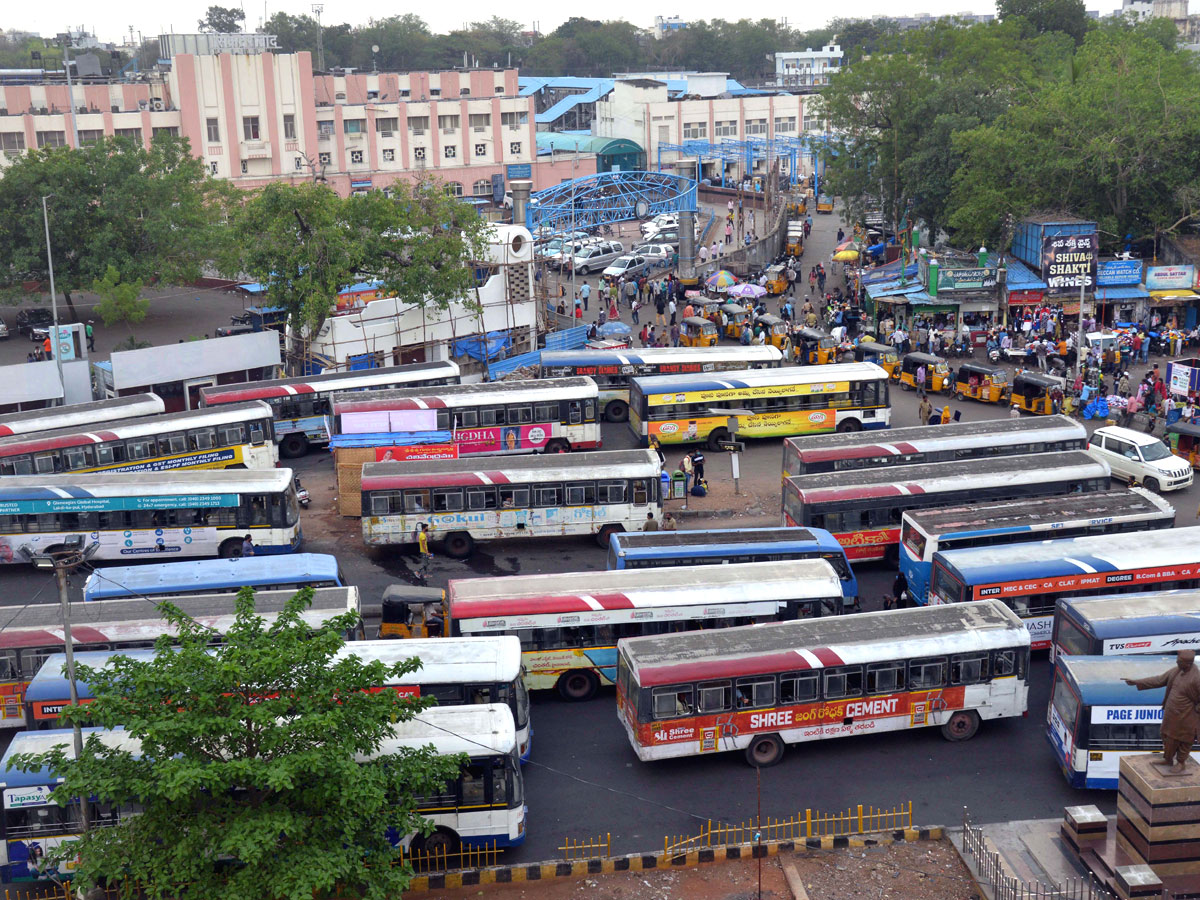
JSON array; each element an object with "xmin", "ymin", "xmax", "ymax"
[
  {"xmin": 1008, "ymin": 290, "xmax": 1044, "ymax": 306},
  {"xmin": 1042, "ymin": 232, "xmax": 1098, "ymax": 292},
  {"xmin": 1145, "ymin": 265, "xmax": 1195, "ymax": 291},
  {"xmin": 1096, "ymin": 259, "xmax": 1142, "ymax": 286},
  {"xmin": 935, "ymin": 265, "xmax": 998, "ymax": 292}
]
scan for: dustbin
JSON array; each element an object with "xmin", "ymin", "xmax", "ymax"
[
  {"xmin": 660, "ymin": 470, "xmax": 671, "ymax": 498},
  {"xmin": 670, "ymin": 470, "xmax": 687, "ymax": 500}
]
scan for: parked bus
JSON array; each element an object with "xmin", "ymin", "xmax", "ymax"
[
  {"xmin": 783, "ymin": 451, "xmax": 1111, "ymax": 563},
  {"xmin": 540, "ymin": 347, "xmax": 782, "ymax": 423},
  {"xmin": 928, "ymin": 526, "xmax": 1200, "ymax": 650},
  {"xmin": 23, "ymin": 636, "xmax": 533, "ymax": 762},
  {"xmin": 899, "ymin": 488, "xmax": 1175, "ymax": 605},
  {"xmin": 0, "ymin": 402, "xmax": 277, "ymax": 476},
  {"xmin": 617, "ymin": 600, "xmax": 1030, "ymax": 766},
  {"xmin": 1052, "ymin": 590, "xmax": 1200, "ymax": 661},
  {"xmin": 82, "ymin": 553, "xmax": 346, "ymax": 602},
  {"xmin": 628, "ymin": 363, "xmax": 891, "ymax": 451},
  {"xmin": 0, "ymin": 394, "xmax": 164, "ymax": 437},
  {"xmin": 605, "ymin": 526, "xmax": 859, "ymax": 604},
  {"xmin": 442, "ymin": 559, "xmax": 844, "ymax": 701},
  {"xmin": 199, "ymin": 361, "xmax": 461, "ymax": 458},
  {"xmin": 0, "ymin": 586, "xmax": 361, "ymax": 729},
  {"xmin": 0, "ymin": 468, "xmax": 303, "ymax": 564},
  {"xmin": 0, "ymin": 705, "xmax": 524, "ymax": 879},
  {"xmin": 332, "ymin": 376, "xmax": 600, "ymax": 456},
  {"xmin": 781, "ymin": 415, "xmax": 1087, "ymax": 480},
  {"xmin": 1048, "ymin": 654, "xmax": 1169, "ymax": 789},
  {"xmin": 361, "ymin": 449, "xmax": 661, "ymax": 558}
]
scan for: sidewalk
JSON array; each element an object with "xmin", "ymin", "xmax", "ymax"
[{"xmin": 949, "ymin": 817, "xmax": 1090, "ymax": 899}]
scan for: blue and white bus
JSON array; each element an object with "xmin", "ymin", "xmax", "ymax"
[
  {"xmin": 1048, "ymin": 654, "xmax": 1169, "ymax": 789},
  {"xmin": 900, "ymin": 488, "xmax": 1175, "ymax": 605},
  {"xmin": 83, "ymin": 552, "xmax": 345, "ymax": 602},
  {"xmin": 1052, "ymin": 590, "xmax": 1200, "ymax": 661},
  {"xmin": 606, "ymin": 526, "xmax": 858, "ymax": 605}
]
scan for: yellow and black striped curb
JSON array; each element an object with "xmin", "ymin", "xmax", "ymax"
[{"xmin": 405, "ymin": 826, "xmax": 945, "ymax": 893}]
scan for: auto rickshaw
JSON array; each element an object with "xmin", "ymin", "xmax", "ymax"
[
  {"xmin": 816, "ymin": 194, "xmax": 834, "ymax": 214},
  {"xmin": 720, "ymin": 303, "xmax": 749, "ymax": 339},
  {"xmin": 854, "ymin": 341, "xmax": 901, "ymax": 380},
  {"xmin": 796, "ymin": 327, "xmax": 838, "ymax": 365},
  {"xmin": 698, "ymin": 298, "xmax": 723, "ymax": 322},
  {"xmin": 378, "ymin": 585, "xmax": 447, "ymax": 638},
  {"xmin": 764, "ymin": 264, "xmax": 789, "ymax": 295},
  {"xmin": 755, "ymin": 314, "xmax": 788, "ymax": 350},
  {"xmin": 786, "ymin": 224, "xmax": 805, "ymax": 257},
  {"xmin": 681, "ymin": 315, "xmax": 719, "ymax": 348},
  {"xmin": 1168, "ymin": 421, "xmax": 1200, "ymax": 468},
  {"xmin": 954, "ymin": 361, "xmax": 1010, "ymax": 404},
  {"xmin": 897, "ymin": 352, "xmax": 951, "ymax": 393},
  {"xmin": 1010, "ymin": 371, "xmax": 1062, "ymax": 415}
]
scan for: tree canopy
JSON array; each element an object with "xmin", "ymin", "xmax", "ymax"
[
  {"xmin": 198, "ymin": 5, "xmax": 246, "ymax": 33},
  {"xmin": 12, "ymin": 588, "xmax": 460, "ymax": 900}
]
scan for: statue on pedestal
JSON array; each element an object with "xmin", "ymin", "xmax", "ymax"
[{"xmin": 1124, "ymin": 649, "xmax": 1200, "ymax": 775}]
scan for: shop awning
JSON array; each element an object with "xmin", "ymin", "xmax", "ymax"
[
  {"xmin": 1095, "ymin": 286, "xmax": 1149, "ymax": 301},
  {"xmin": 1149, "ymin": 289, "xmax": 1197, "ymax": 305},
  {"xmin": 861, "ymin": 260, "xmax": 919, "ymax": 286}
]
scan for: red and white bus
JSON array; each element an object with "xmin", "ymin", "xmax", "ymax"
[
  {"xmin": 781, "ymin": 451, "xmax": 1111, "ymax": 562},
  {"xmin": 616, "ymin": 600, "xmax": 1030, "ymax": 766}
]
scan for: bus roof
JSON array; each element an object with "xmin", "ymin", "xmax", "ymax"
[
  {"xmin": 935, "ymin": 525, "xmax": 1200, "ymax": 584},
  {"xmin": 540, "ymin": 347, "xmax": 782, "ymax": 367},
  {"xmin": 447, "ymin": 559, "xmax": 842, "ymax": 625},
  {"xmin": 631, "ymin": 362, "xmax": 887, "ymax": 396},
  {"xmin": 1059, "ymin": 655, "xmax": 1174, "ymax": 706},
  {"xmin": 199, "ymin": 361, "xmax": 460, "ymax": 405},
  {"xmin": 0, "ymin": 394, "xmax": 165, "ymax": 437},
  {"xmin": 365, "ymin": 704, "xmax": 516, "ymax": 758},
  {"xmin": 0, "ymin": 467, "xmax": 294, "ymax": 500},
  {"xmin": 361, "ymin": 449, "xmax": 658, "ymax": 491},
  {"xmin": 1058, "ymin": 590, "xmax": 1200, "ymax": 639},
  {"xmin": 0, "ymin": 586, "xmax": 359, "ymax": 651},
  {"xmin": 783, "ymin": 415, "xmax": 1085, "ymax": 463},
  {"xmin": 903, "ymin": 487, "xmax": 1173, "ymax": 537},
  {"xmin": 332, "ymin": 377, "xmax": 596, "ymax": 414},
  {"xmin": 611, "ymin": 526, "xmax": 836, "ymax": 555},
  {"xmin": 787, "ymin": 451, "xmax": 1107, "ymax": 502},
  {"xmin": 622, "ymin": 600, "xmax": 1028, "ymax": 686},
  {"xmin": 0, "ymin": 402, "xmax": 272, "ymax": 457},
  {"xmin": 83, "ymin": 553, "xmax": 341, "ymax": 601},
  {"xmin": 1, "ymin": 727, "xmax": 141, "ymax": 790}
]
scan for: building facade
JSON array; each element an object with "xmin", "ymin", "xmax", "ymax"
[{"xmin": 774, "ymin": 46, "xmax": 843, "ymax": 89}]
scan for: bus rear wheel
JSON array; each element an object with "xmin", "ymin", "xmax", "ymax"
[
  {"xmin": 443, "ymin": 532, "xmax": 474, "ymax": 559},
  {"xmin": 279, "ymin": 434, "xmax": 309, "ymax": 458},
  {"xmin": 605, "ymin": 399, "xmax": 629, "ymax": 423},
  {"xmin": 745, "ymin": 734, "xmax": 785, "ymax": 767},
  {"xmin": 835, "ymin": 419, "xmax": 862, "ymax": 433},
  {"xmin": 545, "ymin": 439, "xmax": 570, "ymax": 454},
  {"xmin": 707, "ymin": 428, "xmax": 730, "ymax": 452},
  {"xmin": 414, "ymin": 828, "xmax": 460, "ymax": 865},
  {"xmin": 218, "ymin": 538, "xmax": 244, "ymax": 559},
  {"xmin": 557, "ymin": 670, "xmax": 599, "ymax": 701},
  {"xmin": 941, "ymin": 710, "xmax": 980, "ymax": 742},
  {"xmin": 595, "ymin": 524, "xmax": 623, "ymax": 548}
]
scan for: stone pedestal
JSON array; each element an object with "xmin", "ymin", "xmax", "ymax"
[
  {"xmin": 1117, "ymin": 754, "xmax": 1200, "ymax": 877},
  {"xmin": 1061, "ymin": 805, "xmax": 1108, "ymax": 853}
]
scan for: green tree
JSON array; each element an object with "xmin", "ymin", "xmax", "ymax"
[
  {"xmin": 997, "ymin": 0, "xmax": 1090, "ymax": 43},
  {"xmin": 13, "ymin": 588, "xmax": 460, "ymax": 899},
  {"xmin": 198, "ymin": 4, "xmax": 246, "ymax": 33},
  {"xmin": 91, "ymin": 265, "xmax": 149, "ymax": 341}
]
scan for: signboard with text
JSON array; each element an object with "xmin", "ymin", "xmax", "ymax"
[
  {"xmin": 1042, "ymin": 232, "xmax": 1098, "ymax": 292},
  {"xmin": 1096, "ymin": 259, "xmax": 1143, "ymax": 286},
  {"xmin": 936, "ymin": 265, "xmax": 998, "ymax": 292},
  {"xmin": 1146, "ymin": 265, "xmax": 1196, "ymax": 291}
]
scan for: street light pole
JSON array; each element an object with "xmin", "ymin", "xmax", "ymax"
[
  {"xmin": 53, "ymin": 561, "xmax": 89, "ymax": 832},
  {"xmin": 41, "ymin": 195, "xmax": 65, "ymax": 403}
]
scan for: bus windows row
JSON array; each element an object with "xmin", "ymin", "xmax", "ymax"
[
  {"xmin": 808, "ymin": 506, "xmax": 904, "ymax": 532},
  {"xmin": 646, "ymin": 384, "xmax": 885, "ymax": 421},
  {"xmin": 644, "ymin": 649, "xmax": 1025, "ymax": 721},
  {"xmin": 368, "ymin": 478, "xmax": 657, "ymax": 516},
  {"xmin": 0, "ymin": 494, "xmax": 298, "ymax": 537},
  {"xmin": 0, "ymin": 421, "xmax": 271, "ymax": 476},
  {"xmin": 951, "ymin": 440, "xmax": 1080, "ymax": 460},
  {"xmin": 1088, "ymin": 722, "xmax": 1161, "ymax": 752},
  {"xmin": 0, "ymin": 643, "xmax": 160, "ymax": 683},
  {"xmin": 434, "ymin": 399, "xmax": 597, "ymax": 430},
  {"xmin": 422, "ymin": 754, "xmax": 522, "ymax": 810},
  {"xmin": 270, "ymin": 395, "xmax": 330, "ymax": 420},
  {"xmin": 4, "ymin": 799, "xmax": 139, "ymax": 839}
]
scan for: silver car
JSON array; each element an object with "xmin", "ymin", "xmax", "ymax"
[
  {"xmin": 602, "ymin": 255, "xmax": 651, "ymax": 281},
  {"xmin": 561, "ymin": 241, "xmax": 625, "ymax": 276}
]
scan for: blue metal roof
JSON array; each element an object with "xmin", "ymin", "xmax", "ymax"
[
  {"xmin": 1058, "ymin": 591, "xmax": 1200, "ymax": 638},
  {"xmin": 860, "ymin": 260, "xmax": 919, "ymax": 286},
  {"xmin": 865, "ymin": 280, "xmax": 925, "ymax": 300},
  {"xmin": 1003, "ymin": 259, "xmax": 1048, "ymax": 291},
  {"xmin": 1060, "ymin": 655, "xmax": 1172, "ymax": 706},
  {"xmin": 535, "ymin": 79, "xmax": 615, "ymax": 124},
  {"xmin": 84, "ymin": 552, "xmax": 342, "ymax": 601},
  {"xmin": 1094, "ymin": 286, "xmax": 1149, "ymax": 301}
]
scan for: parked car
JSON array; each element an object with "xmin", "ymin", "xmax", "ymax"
[
  {"xmin": 641, "ymin": 213, "xmax": 677, "ymax": 236},
  {"xmin": 560, "ymin": 241, "xmax": 626, "ymax": 276},
  {"xmin": 633, "ymin": 243, "xmax": 674, "ymax": 269},
  {"xmin": 0, "ymin": 317, "xmax": 9, "ymax": 339},
  {"xmin": 546, "ymin": 238, "xmax": 604, "ymax": 268},
  {"xmin": 602, "ymin": 255, "xmax": 650, "ymax": 281},
  {"xmin": 16, "ymin": 308, "xmax": 54, "ymax": 341},
  {"xmin": 1086, "ymin": 425, "xmax": 1193, "ymax": 492}
]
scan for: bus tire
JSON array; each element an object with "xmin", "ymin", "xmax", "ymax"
[
  {"xmin": 545, "ymin": 439, "xmax": 570, "ymax": 454},
  {"xmin": 835, "ymin": 419, "xmax": 862, "ymax": 433},
  {"xmin": 707, "ymin": 428, "xmax": 730, "ymax": 452},
  {"xmin": 941, "ymin": 710, "xmax": 980, "ymax": 742},
  {"xmin": 280, "ymin": 434, "xmax": 308, "ymax": 458},
  {"xmin": 443, "ymin": 532, "xmax": 474, "ymax": 559},
  {"xmin": 605, "ymin": 399, "xmax": 629, "ymax": 423},
  {"xmin": 745, "ymin": 734, "xmax": 785, "ymax": 768},
  {"xmin": 595, "ymin": 524, "xmax": 623, "ymax": 548},
  {"xmin": 557, "ymin": 670, "xmax": 599, "ymax": 701},
  {"xmin": 218, "ymin": 538, "xmax": 243, "ymax": 559},
  {"xmin": 415, "ymin": 827, "xmax": 460, "ymax": 858}
]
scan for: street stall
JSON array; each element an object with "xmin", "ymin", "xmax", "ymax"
[{"xmin": 1147, "ymin": 266, "xmax": 1198, "ymax": 333}]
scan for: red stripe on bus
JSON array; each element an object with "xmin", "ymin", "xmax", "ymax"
[
  {"xmin": 636, "ymin": 652, "xmax": 815, "ymax": 686},
  {"xmin": 206, "ymin": 385, "xmax": 317, "ymax": 403},
  {"xmin": 68, "ymin": 627, "xmax": 112, "ymax": 644},
  {"xmin": 0, "ymin": 426, "xmax": 14, "ymax": 436},
  {"xmin": 800, "ymin": 442, "xmax": 919, "ymax": 462},
  {"xmin": 810, "ymin": 647, "xmax": 844, "ymax": 667},
  {"xmin": 0, "ymin": 630, "xmax": 65, "ymax": 649},
  {"xmin": 0, "ymin": 431, "xmax": 120, "ymax": 456},
  {"xmin": 361, "ymin": 471, "xmax": 513, "ymax": 490},
  {"xmin": 795, "ymin": 484, "xmax": 927, "ymax": 502},
  {"xmin": 337, "ymin": 397, "xmax": 447, "ymax": 412},
  {"xmin": 451, "ymin": 594, "xmax": 623, "ymax": 618},
  {"xmin": 592, "ymin": 593, "xmax": 635, "ymax": 609}
]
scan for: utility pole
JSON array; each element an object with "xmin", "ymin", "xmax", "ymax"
[
  {"xmin": 311, "ymin": 4, "xmax": 325, "ymax": 71},
  {"xmin": 42, "ymin": 196, "xmax": 65, "ymax": 402}
]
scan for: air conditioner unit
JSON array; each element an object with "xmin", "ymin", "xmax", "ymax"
[
  {"xmin": 150, "ymin": 99, "xmax": 164, "ymax": 112},
  {"xmin": 111, "ymin": 104, "xmax": 120, "ymax": 113}
]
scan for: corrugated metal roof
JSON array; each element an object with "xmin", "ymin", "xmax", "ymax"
[{"xmin": 1003, "ymin": 258, "xmax": 1048, "ymax": 290}]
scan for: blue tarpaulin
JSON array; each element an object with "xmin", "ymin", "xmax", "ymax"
[
  {"xmin": 328, "ymin": 431, "xmax": 454, "ymax": 449},
  {"xmin": 453, "ymin": 331, "xmax": 513, "ymax": 361}
]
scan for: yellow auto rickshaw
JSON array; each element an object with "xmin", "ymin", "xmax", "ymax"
[
  {"xmin": 1010, "ymin": 371, "xmax": 1062, "ymax": 415},
  {"xmin": 720, "ymin": 303, "xmax": 748, "ymax": 339},
  {"xmin": 1168, "ymin": 421, "xmax": 1200, "ymax": 468},
  {"xmin": 786, "ymin": 225, "xmax": 805, "ymax": 257},
  {"xmin": 796, "ymin": 327, "xmax": 838, "ymax": 365},
  {"xmin": 681, "ymin": 315, "xmax": 719, "ymax": 348},
  {"xmin": 378, "ymin": 585, "xmax": 447, "ymax": 638},
  {"xmin": 853, "ymin": 341, "xmax": 901, "ymax": 380},
  {"xmin": 954, "ymin": 361, "xmax": 1009, "ymax": 404},
  {"xmin": 816, "ymin": 194, "xmax": 834, "ymax": 214},
  {"xmin": 764, "ymin": 264, "xmax": 789, "ymax": 295},
  {"xmin": 698, "ymin": 298, "xmax": 723, "ymax": 322},
  {"xmin": 897, "ymin": 352, "xmax": 951, "ymax": 393},
  {"xmin": 755, "ymin": 314, "xmax": 788, "ymax": 350}
]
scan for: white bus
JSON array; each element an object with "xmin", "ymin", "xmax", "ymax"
[
  {"xmin": 0, "ymin": 394, "xmax": 164, "ymax": 437},
  {"xmin": 0, "ymin": 402, "xmax": 277, "ymax": 476},
  {"xmin": 1052, "ymin": 590, "xmax": 1200, "ymax": 660},
  {"xmin": 617, "ymin": 600, "xmax": 1030, "ymax": 766},
  {"xmin": 361, "ymin": 449, "xmax": 661, "ymax": 558},
  {"xmin": 333, "ymin": 377, "xmax": 601, "ymax": 456},
  {"xmin": 540, "ymin": 347, "xmax": 782, "ymax": 423},
  {"xmin": 0, "ymin": 468, "xmax": 303, "ymax": 563},
  {"xmin": 199, "ymin": 362, "xmax": 461, "ymax": 458}
]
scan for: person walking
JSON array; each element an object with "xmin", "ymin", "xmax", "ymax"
[
  {"xmin": 690, "ymin": 448, "xmax": 705, "ymax": 482},
  {"xmin": 579, "ymin": 281, "xmax": 590, "ymax": 312},
  {"xmin": 916, "ymin": 363, "xmax": 926, "ymax": 395},
  {"xmin": 940, "ymin": 405, "xmax": 951, "ymax": 425},
  {"xmin": 670, "ymin": 321, "xmax": 681, "ymax": 347},
  {"xmin": 241, "ymin": 534, "xmax": 256, "ymax": 557},
  {"xmin": 919, "ymin": 395, "xmax": 933, "ymax": 426},
  {"xmin": 679, "ymin": 452, "xmax": 694, "ymax": 493},
  {"xmin": 662, "ymin": 512, "xmax": 678, "ymax": 531},
  {"xmin": 669, "ymin": 297, "xmax": 677, "ymax": 326},
  {"xmin": 85, "ymin": 321, "xmax": 95, "ymax": 352}
]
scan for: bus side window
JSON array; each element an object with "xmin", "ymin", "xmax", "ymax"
[
  {"xmin": 736, "ymin": 677, "xmax": 775, "ymax": 708},
  {"xmin": 598, "ymin": 480, "xmax": 627, "ymax": 504},
  {"xmin": 652, "ymin": 685, "xmax": 693, "ymax": 719},
  {"xmin": 509, "ymin": 405, "xmax": 533, "ymax": 424},
  {"xmin": 433, "ymin": 489, "xmax": 465, "ymax": 512},
  {"xmin": 534, "ymin": 485, "xmax": 562, "ymax": 507},
  {"xmin": 950, "ymin": 653, "xmax": 989, "ymax": 685},
  {"xmin": 63, "ymin": 446, "xmax": 93, "ymax": 471},
  {"xmin": 436, "ymin": 410, "xmax": 452, "ymax": 429},
  {"xmin": 697, "ymin": 681, "xmax": 732, "ymax": 713},
  {"xmin": 219, "ymin": 425, "xmax": 245, "ymax": 445},
  {"xmin": 404, "ymin": 490, "xmax": 431, "ymax": 513},
  {"xmin": 866, "ymin": 662, "xmax": 905, "ymax": 695},
  {"xmin": 908, "ymin": 658, "xmax": 947, "ymax": 689},
  {"xmin": 0, "ymin": 650, "xmax": 17, "ymax": 680},
  {"xmin": 499, "ymin": 487, "xmax": 529, "ymax": 508},
  {"xmin": 481, "ymin": 407, "xmax": 504, "ymax": 426},
  {"xmin": 370, "ymin": 491, "xmax": 399, "ymax": 516},
  {"xmin": 18, "ymin": 649, "xmax": 52, "ymax": 679},
  {"xmin": 34, "ymin": 452, "xmax": 58, "ymax": 473},
  {"xmin": 460, "ymin": 763, "xmax": 487, "ymax": 805},
  {"xmin": 565, "ymin": 483, "xmax": 595, "ymax": 506},
  {"xmin": 993, "ymin": 650, "xmax": 1018, "ymax": 677},
  {"xmin": 534, "ymin": 402, "xmax": 558, "ymax": 422},
  {"xmin": 823, "ymin": 666, "xmax": 863, "ymax": 700},
  {"xmin": 466, "ymin": 487, "xmax": 497, "ymax": 510},
  {"xmin": 127, "ymin": 439, "xmax": 154, "ymax": 460}
]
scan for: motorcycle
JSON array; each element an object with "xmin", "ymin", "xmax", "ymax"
[{"xmin": 294, "ymin": 476, "xmax": 311, "ymax": 509}]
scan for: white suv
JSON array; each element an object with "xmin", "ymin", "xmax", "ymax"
[{"xmin": 1087, "ymin": 425, "xmax": 1193, "ymax": 492}]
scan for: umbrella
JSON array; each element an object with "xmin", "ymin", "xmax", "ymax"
[
  {"xmin": 835, "ymin": 240, "xmax": 856, "ymax": 252},
  {"xmin": 598, "ymin": 321, "xmax": 631, "ymax": 337},
  {"xmin": 727, "ymin": 283, "xmax": 767, "ymax": 299},
  {"xmin": 833, "ymin": 249, "xmax": 860, "ymax": 262},
  {"xmin": 704, "ymin": 270, "xmax": 739, "ymax": 292}
]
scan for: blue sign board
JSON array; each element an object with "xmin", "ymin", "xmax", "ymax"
[
  {"xmin": 506, "ymin": 164, "xmax": 532, "ymax": 180},
  {"xmin": 492, "ymin": 173, "xmax": 505, "ymax": 205},
  {"xmin": 1096, "ymin": 259, "xmax": 1143, "ymax": 286},
  {"xmin": 0, "ymin": 494, "xmax": 240, "ymax": 515}
]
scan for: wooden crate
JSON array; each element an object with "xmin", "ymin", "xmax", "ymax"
[{"xmin": 333, "ymin": 448, "xmax": 374, "ymax": 518}]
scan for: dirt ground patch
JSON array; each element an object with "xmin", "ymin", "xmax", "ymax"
[{"xmin": 790, "ymin": 839, "xmax": 981, "ymax": 900}]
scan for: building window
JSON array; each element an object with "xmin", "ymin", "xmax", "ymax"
[
  {"xmin": 474, "ymin": 143, "xmax": 487, "ymax": 157},
  {"xmin": 413, "ymin": 147, "xmax": 426, "ymax": 161},
  {"xmin": 469, "ymin": 113, "xmax": 490, "ymax": 132},
  {"xmin": 317, "ymin": 121, "xmax": 335, "ymax": 137},
  {"xmin": 495, "ymin": 86, "xmax": 504, "ymax": 94},
  {"xmin": 444, "ymin": 145, "xmax": 457, "ymax": 159},
  {"xmin": 318, "ymin": 151, "xmax": 331, "ymax": 166},
  {"xmin": 294, "ymin": 157, "xmax": 303, "ymax": 170},
  {"xmin": 803, "ymin": 115, "xmax": 825, "ymax": 132},
  {"xmin": 343, "ymin": 119, "xmax": 365, "ymax": 134},
  {"xmin": 408, "ymin": 116, "xmax": 429, "ymax": 135},
  {"xmin": 438, "ymin": 114, "xmax": 459, "ymax": 133},
  {"xmin": 714, "ymin": 120, "xmax": 737, "ymax": 137},
  {"xmin": 382, "ymin": 148, "xmax": 395, "ymax": 162},
  {"xmin": 283, "ymin": 114, "xmax": 296, "ymax": 140},
  {"xmin": 447, "ymin": 182, "xmax": 463, "ymax": 197},
  {"xmin": 1, "ymin": 132, "xmax": 26, "ymax": 151},
  {"xmin": 350, "ymin": 149, "xmax": 363, "ymax": 164},
  {"xmin": 429, "ymin": 88, "xmax": 441, "ymax": 97},
  {"xmin": 473, "ymin": 179, "xmax": 491, "ymax": 196},
  {"xmin": 243, "ymin": 117, "xmax": 260, "ymax": 140},
  {"xmin": 460, "ymin": 87, "xmax": 470, "ymax": 96},
  {"xmin": 509, "ymin": 142, "xmax": 521, "ymax": 155},
  {"xmin": 77, "ymin": 130, "xmax": 103, "ymax": 145},
  {"xmin": 774, "ymin": 116, "xmax": 797, "ymax": 133},
  {"xmin": 683, "ymin": 122, "xmax": 706, "ymax": 139},
  {"xmin": 153, "ymin": 126, "xmax": 179, "ymax": 138},
  {"xmin": 745, "ymin": 118, "xmax": 767, "ymax": 135},
  {"xmin": 206, "ymin": 117, "xmax": 220, "ymax": 142},
  {"xmin": 375, "ymin": 117, "xmax": 398, "ymax": 135},
  {"xmin": 240, "ymin": 160, "xmax": 248, "ymax": 174},
  {"xmin": 114, "ymin": 128, "xmax": 141, "ymax": 142},
  {"xmin": 501, "ymin": 111, "xmax": 528, "ymax": 128},
  {"xmin": 210, "ymin": 160, "xmax": 219, "ymax": 175}
]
